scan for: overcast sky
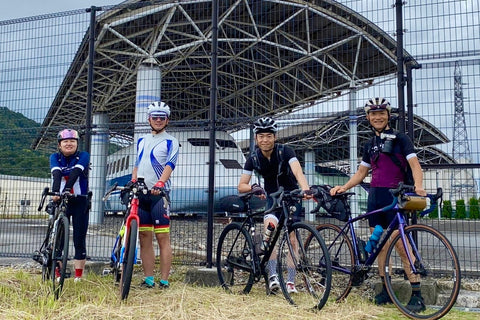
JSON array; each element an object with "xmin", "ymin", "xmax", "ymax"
[{"xmin": 0, "ymin": 0, "xmax": 123, "ymax": 21}]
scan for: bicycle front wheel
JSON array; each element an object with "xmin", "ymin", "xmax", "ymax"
[
  {"xmin": 384, "ymin": 224, "xmax": 461, "ymax": 320},
  {"xmin": 216, "ymin": 222, "xmax": 256, "ymax": 295},
  {"xmin": 120, "ymin": 219, "xmax": 137, "ymax": 300},
  {"xmin": 315, "ymin": 223, "xmax": 355, "ymax": 302},
  {"xmin": 51, "ymin": 215, "xmax": 69, "ymax": 299},
  {"xmin": 278, "ymin": 222, "xmax": 332, "ymax": 310}
]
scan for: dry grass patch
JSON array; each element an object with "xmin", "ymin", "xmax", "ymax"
[{"xmin": 0, "ymin": 266, "xmax": 474, "ymax": 320}]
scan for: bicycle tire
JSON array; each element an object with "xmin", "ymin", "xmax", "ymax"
[
  {"xmin": 51, "ymin": 215, "xmax": 69, "ymax": 299},
  {"xmin": 314, "ymin": 223, "xmax": 355, "ymax": 302},
  {"xmin": 383, "ymin": 224, "xmax": 461, "ymax": 320},
  {"xmin": 278, "ymin": 222, "xmax": 332, "ymax": 310},
  {"xmin": 120, "ymin": 219, "xmax": 137, "ymax": 300},
  {"xmin": 216, "ymin": 222, "xmax": 256, "ymax": 295}
]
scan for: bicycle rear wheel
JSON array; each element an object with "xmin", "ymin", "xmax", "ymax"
[
  {"xmin": 384, "ymin": 224, "xmax": 461, "ymax": 320},
  {"xmin": 216, "ymin": 222, "xmax": 256, "ymax": 295},
  {"xmin": 51, "ymin": 215, "xmax": 69, "ymax": 299},
  {"xmin": 120, "ymin": 219, "xmax": 137, "ymax": 300},
  {"xmin": 315, "ymin": 223, "xmax": 355, "ymax": 302},
  {"xmin": 278, "ymin": 222, "xmax": 332, "ymax": 310}
]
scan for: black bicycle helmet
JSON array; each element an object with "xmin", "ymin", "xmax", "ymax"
[
  {"xmin": 364, "ymin": 97, "xmax": 392, "ymax": 114},
  {"xmin": 253, "ymin": 117, "xmax": 278, "ymax": 134}
]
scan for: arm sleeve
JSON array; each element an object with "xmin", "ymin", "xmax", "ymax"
[
  {"xmin": 51, "ymin": 170, "xmax": 62, "ymax": 193},
  {"xmin": 64, "ymin": 167, "xmax": 83, "ymax": 190}
]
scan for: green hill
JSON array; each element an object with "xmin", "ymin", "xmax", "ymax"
[{"xmin": 0, "ymin": 107, "xmax": 50, "ymax": 178}]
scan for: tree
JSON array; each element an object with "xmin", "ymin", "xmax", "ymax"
[
  {"xmin": 442, "ymin": 200, "xmax": 453, "ymax": 219},
  {"xmin": 455, "ymin": 199, "xmax": 466, "ymax": 219},
  {"xmin": 469, "ymin": 197, "xmax": 480, "ymax": 220}
]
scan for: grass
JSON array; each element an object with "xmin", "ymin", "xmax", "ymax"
[{"xmin": 0, "ymin": 266, "xmax": 476, "ymax": 320}]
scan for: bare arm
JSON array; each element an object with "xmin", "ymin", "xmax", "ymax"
[
  {"xmin": 330, "ymin": 164, "xmax": 369, "ymax": 195},
  {"xmin": 290, "ymin": 160, "xmax": 310, "ymax": 191},
  {"xmin": 408, "ymin": 157, "xmax": 426, "ymax": 196},
  {"xmin": 238, "ymin": 173, "xmax": 252, "ymax": 193}
]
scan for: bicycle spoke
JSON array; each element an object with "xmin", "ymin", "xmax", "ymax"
[
  {"xmin": 216, "ymin": 223, "xmax": 256, "ymax": 295},
  {"xmin": 278, "ymin": 223, "xmax": 332, "ymax": 310},
  {"xmin": 384, "ymin": 224, "xmax": 461, "ymax": 320}
]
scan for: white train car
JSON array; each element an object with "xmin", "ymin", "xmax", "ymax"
[{"xmin": 104, "ymin": 130, "xmax": 246, "ymax": 215}]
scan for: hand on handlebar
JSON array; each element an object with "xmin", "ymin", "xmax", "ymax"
[
  {"xmin": 303, "ymin": 188, "xmax": 315, "ymax": 200},
  {"xmin": 329, "ymin": 185, "xmax": 346, "ymax": 196},
  {"xmin": 151, "ymin": 181, "xmax": 165, "ymax": 196},
  {"xmin": 251, "ymin": 183, "xmax": 265, "ymax": 196}
]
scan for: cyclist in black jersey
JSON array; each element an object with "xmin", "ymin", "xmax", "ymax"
[
  {"xmin": 238, "ymin": 117, "xmax": 313, "ymax": 294},
  {"xmin": 330, "ymin": 97, "xmax": 427, "ymax": 312}
]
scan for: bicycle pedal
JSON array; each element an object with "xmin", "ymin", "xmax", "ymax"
[{"xmin": 102, "ymin": 268, "xmax": 112, "ymax": 276}]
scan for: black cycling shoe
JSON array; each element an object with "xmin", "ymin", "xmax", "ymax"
[
  {"xmin": 406, "ymin": 295, "xmax": 426, "ymax": 313},
  {"xmin": 374, "ymin": 288, "xmax": 393, "ymax": 305}
]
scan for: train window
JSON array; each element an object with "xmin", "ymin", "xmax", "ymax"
[
  {"xmin": 216, "ymin": 139, "xmax": 237, "ymax": 149},
  {"xmin": 125, "ymin": 156, "xmax": 129, "ymax": 170},
  {"xmin": 121, "ymin": 157, "xmax": 125, "ymax": 171},
  {"xmin": 188, "ymin": 138, "xmax": 209, "ymax": 146},
  {"xmin": 107, "ymin": 163, "xmax": 110, "ymax": 175},
  {"xmin": 219, "ymin": 159, "xmax": 242, "ymax": 169}
]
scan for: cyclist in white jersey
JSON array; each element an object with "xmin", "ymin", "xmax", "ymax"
[{"xmin": 131, "ymin": 101, "xmax": 179, "ymax": 289}]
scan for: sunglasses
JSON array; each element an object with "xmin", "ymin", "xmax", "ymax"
[{"xmin": 151, "ymin": 116, "xmax": 167, "ymax": 121}]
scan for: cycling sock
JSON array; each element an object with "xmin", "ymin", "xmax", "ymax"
[
  {"xmin": 287, "ymin": 267, "xmax": 296, "ymax": 283},
  {"xmin": 75, "ymin": 268, "xmax": 83, "ymax": 278},
  {"xmin": 267, "ymin": 260, "xmax": 277, "ymax": 277},
  {"xmin": 144, "ymin": 276, "xmax": 155, "ymax": 286},
  {"xmin": 411, "ymin": 282, "xmax": 421, "ymax": 297}
]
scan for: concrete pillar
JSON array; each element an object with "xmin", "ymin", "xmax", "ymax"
[
  {"xmin": 135, "ymin": 58, "xmax": 162, "ymax": 147},
  {"xmin": 304, "ymin": 150, "xmax": 315, "ymax": 222},
  {"xmin": 89, "ymin": 112, "xmax": 109, "ymax": 225}
]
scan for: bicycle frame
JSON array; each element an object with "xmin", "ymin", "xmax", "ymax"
[
  {"xmin": 228, "ymin": 188, "xmax": 305, "ymax": 281},
  {"xmin": 327, "ymin": 188, "xmax": 440, "ymax": 277}
]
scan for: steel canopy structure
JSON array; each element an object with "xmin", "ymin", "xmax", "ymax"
[{"xmin": 32, "ymin": 0, "xmax": 419, "ymax": 150}]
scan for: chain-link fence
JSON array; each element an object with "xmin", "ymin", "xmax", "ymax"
[{"xmin": 1, "ymin": 0, "xmax": 479, "ymax": 275}]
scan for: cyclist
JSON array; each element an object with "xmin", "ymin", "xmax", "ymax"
[
  {"xmin": 330, "ymin": 97, "xmax": 427, "ymax": 312},
  {"xmin": 50, "ymin": 129, "xmax": 90, "ymax": 282},
  {"xmin": 131, "ymin": 101, "xmax": 179, "ymax": 289},
  {"xmin": 238, "ymin": 116, "xmax": 313, "ymax": 294}
]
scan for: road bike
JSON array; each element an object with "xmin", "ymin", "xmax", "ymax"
[
  {"xmin": 103, "ymin": 178, "xmax": 169, "ymax": 300},
  {"xmin": 216, "ymin": 187, "xmax": 332, "ymax": 310},
  {"xmin": 34, "ymin": 188, "xmax": 72, "ymax": 299},
  {"xmin": 311, "ymin": 183, "xmax": 460, "ymax": 320}
]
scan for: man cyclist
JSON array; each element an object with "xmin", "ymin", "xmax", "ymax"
[
  {"xmin": 238, "ymin": 117, "xmax": 313, "ymax": 294},
  {"xmin": 131, "ymin": 101, "xmax": 179, "ymax": 289},
  {"xmin": 50, "ymin": 129, "xmax": 90, "ymax": 282},
  {"xmin": 330, "ymin": 97, "xmax": 427, "ymax": 312}
]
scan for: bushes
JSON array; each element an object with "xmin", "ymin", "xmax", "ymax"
[{"xmin": 434, "ymin": 198, "xmax": 479, "ymax": 219}]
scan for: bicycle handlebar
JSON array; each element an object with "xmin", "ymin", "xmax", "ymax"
[
  {"xmin": 264, "ymin": 187, "xmax": 313, "ymax": 214},
  {"xmin": 102, "ymin": 180, "xmax": 170, "ymax": 209},
  {"xmin": 37, "ymin": 187, "xmax": 81, "ymax": 212},
  {"xmin": 388, "ymin": 183, "xmax": 443, "ymax": 216}
]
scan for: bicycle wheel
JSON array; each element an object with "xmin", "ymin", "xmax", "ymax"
[
  {"xmin": 278, "ymin": 222, "xmax": 332, "ymax": 310},
  {"xmin": 384, "ymin": 224, "xmax": 461, "ymax": 320},
  {"xmin": 315, "ymin": 223, "xmax": 355, "ymax": 302},
  {"xmin": 51, "ymin": 215, "xmax": 69, "ymax": 299},
  {"xmin": 120, "ymin": 219, "xmax": 137, "ymax": 300},
  {"xmin": 111, "ymin": 235, "xmax": 122, "ymax": 283},
  {"xmin": 216, "ymin": 222, "xmax": 256, "ymax": 295}
]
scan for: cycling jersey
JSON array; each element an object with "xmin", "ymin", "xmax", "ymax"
[
  {"xmin": 243, "ymin": 144, "xmax": 298, "ymax": 195},
  {"xmin": 135, "ymin": 131, "xmax": 179, "ymax": 190},
  {"xmin": 50, "ymin": 151, "xmax": 89, "ymax": 195}
]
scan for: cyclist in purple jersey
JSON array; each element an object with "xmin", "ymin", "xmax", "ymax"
[
  {"xmin": 330, "ymin": 98, "xmax": 427, "ymax": 312},
  {"xmin": 131, "ymin": 101, "xmax": 179, "ymax": 289},
  {"xmin": 50, "ymin": 128, "xmax": 90, "ymax": 282}
]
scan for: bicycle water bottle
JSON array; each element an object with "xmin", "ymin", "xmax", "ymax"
[
  {"xmin": 365, "ymin": 225, "xmax": 383, "ymax": 254},
  {"xmin": 260, "ymin": 222, "xmax": 275, "ymax": 252}
]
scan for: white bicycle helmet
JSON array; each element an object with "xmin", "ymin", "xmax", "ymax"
[
  {"xmin": 147, "ymin": 101, "xmax": 171, "ymax": 119},
  {"xmin": 253, "ymin": 117, "xmax": 278, "ymax": 134},
  {"xmin": 364, "ymin": 97, "xmax": 392, "ymax": 114}
]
